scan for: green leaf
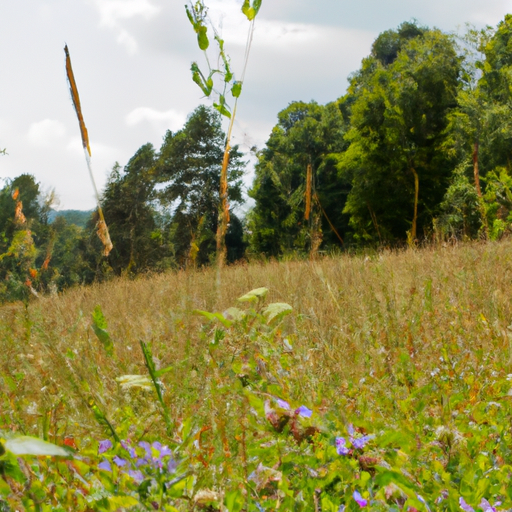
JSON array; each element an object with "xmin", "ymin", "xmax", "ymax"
[
  {"xmin": 0, "ymin": 452, "xmax": 25, "ymax": 483},
  {"xmin": 225, "ymin": 489, "xmax": 244, "ymax": 512},
  {"xmin": 238, "ymin": 287, "xmax": 268, "ymax": 302},
  {"xmin": 214, "ymin": 102, "xmax": 232, "ymax": 119},
  {"xmin": 198, "ymin": 25, "xmax": 209, "ymax": 50},
  {"xmin": 191, "ymin": 63, "xmax": 213, "ymax": 96},
  {"xmin": 231, "ymin": 81, "xmax": 242, "ymax": 98},
  {"xmin": 3, "ymin": 435, "xmax": 71, "ymax": 457},
  {"xmin": 241, "ymin": 0, "xmax": 256, "ymax": 20},
  {"xmin": 154, "ymin": 365, "xmax": 174, "ymax": 378},
  {"xmin": 242, "ymin": 0, "xmax": 262, "ymax": 20},
  {"xmin": 223, "ymin": 307, "xmax": 245, "ymax": 322},
  {"xmin": 91, "ymin": 305, "xmax": 113, "ymax": 356},
  {"xmin": 262, "ymin": 302, "xmax": 292, "ymax": 323},
  {"xmin": 194, "ymin": 309, "xmax": 232, "ymax": 328}
]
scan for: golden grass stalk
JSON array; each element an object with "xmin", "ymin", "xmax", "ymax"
[
  {"xmin": 64, "ymin": 45, "xmax": 113, "ymax": 257},
  {"xmin": 305, "ymin": 163, "xmax": 312, "ymax": 221}
]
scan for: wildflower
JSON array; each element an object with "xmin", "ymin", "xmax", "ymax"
[
  {"xmin": 98, "ymin": 439, "xmax": 112, "ymax": 454},
  {"xmin": 168, "ymin": 458, "xmax": 178, "ymax": 473},
  {"xmin": 276, "ymin": 399, "xmax": 290, "ymax": 410},
  {"xmin": 128, "ymin": 469, "xmax": 145, "ymax": 484},
  {"xmin": 352, "ymin": 435, "xmax": 373, "ymax": 450},
  {"xmin": 113, "ymin": 455, "xmax": 127, "ymax": 467},
  {"xmin": 353, "ymin": 490, "xmax": 368, "ymax": 508},
  {"xmin": 347, "ymin": 424, "xmax": 373, "ymax": 449},
  {"xmin": 459, "ymin": 497, "xmax": 501, "ymax": 512},
  {"xmin": 121, "ymin": 440, "xmax": 137, "ymax": 458},
  {"xmin": 153, "ymin": 441, "xmax": 172, "ymax": 458},
  {"xmin": 335, "ymin": 437, "xmax": 350, "ymax": 455},
  {"xmin": 139, "ymin": 441, "xmax": 152, "ymax": 459},
  {"xmin": 98, "ymin": 460, "xmax": 112, "ymax": 472},
  {"xmin": 296, "ymin": 405, "xmax": 313, "ymax": 418}
]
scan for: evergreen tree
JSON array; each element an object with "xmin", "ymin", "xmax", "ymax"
[
  {"xmin": 247, "ymin": 101, "xmax": 348, "ymax": 257},
  {"xmin": 101, "ymin": 144, "xmax": 165, "ymax": 275},
  {"xmin": 156, "ymin": 105, "xmax": 246, "ymax": 266}
]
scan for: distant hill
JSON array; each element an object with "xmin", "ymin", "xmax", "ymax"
[{"xmin": 48, "ymin": 209, "xmax": 93, "ymax": 228}]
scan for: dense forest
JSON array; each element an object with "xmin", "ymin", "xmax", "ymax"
[{"xmin": 2, "ymin": 17, "xmax": 512, "ymax": 302}]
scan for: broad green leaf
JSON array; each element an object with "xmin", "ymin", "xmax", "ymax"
[
  {"xmin": 263, "ymin": 302, "xmax": 292, "ymax": 323},
  {"xmin": 231, "ymin": 81, "xmax": 242, "ymax": 98},
  {"xmin": 197, "ymin": 26, "xmax": 209, "ymax": 50},
  {"xmin": 223, "ymin": 307, "xmax": 245, "ymax": 322},
  {"xmin": 116, "ymin": 375, "xmax": 152, "ymax": 390},
  {"xmin": 194, "ymin": 309, "xmax": 232, "ymax": 328},
  {"xmin": 4, "ymin": 436, "xmax": 70, "ymax": 457},
  {"xmin": 238, "ymin": 287, "xmax": 268, "ymax": 302},
  {"xmin": 91, "ymin": 305, "xmax": 113, "ymax": 356}
]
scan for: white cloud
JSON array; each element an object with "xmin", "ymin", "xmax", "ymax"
[
  {"xmin": 27, "ymin": 119, "xmax": 67, "ymax": 148},
  {"xmin": 89, "ymin": 0, "xmax": 160, "ymax": 54},
  {"xmin": 126, "ymin": 107, "xmax": 187, "ymax": 133},
  {"xmin": 93, "ymin": 0, "xmax": 160, "ymax": 26}
]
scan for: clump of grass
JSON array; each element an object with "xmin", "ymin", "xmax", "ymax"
[
  {"xmin": 1, "ymin": 239, "xmax": 511, "ymax": 440},
  {"xmin": 2, "ymin": 240, "xmax": 512, "ymax": 509}
]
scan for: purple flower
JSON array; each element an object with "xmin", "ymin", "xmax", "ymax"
[
  {"xmin": 154, "ymin": 442, "xmax": 172, "ymax": 457},
  {"xmin": 276, "ymin": 399, "xmax": 290, "ymax": 410},
  {"xmin": 352, "ymin": 435, "xmax": 373, "ymax": 450},
  {"xmin": 113, "ymin": 455, "xmax": 128, "ymax": 467},
  {"xmin": 121, "ymin": 440, "xmax": 137, "ymax": 458},
  {"xmin": 295, "ymin": 405, "xmax": 312, "ymax": 418},
  {"xmin": 459, "ymin": 498, "xmax": 474, "ymax": 512},
  {"xmin": 128, "ymin": 469, "xmax": 145, "ymax": 484},
  {"xmin": 167, "ymin": 458, "xmax": 178, "ymax": 473},
  {"xmin": 98, "ymin": 459, "xmax": 112, "ymax": 472},
  {"xmin": 335, "ymin": 437, "xmax": 350, "ymax": 456},
  {"xmin": 98, "ymin": 439, "xmax": 112, "ymax": 454},
  {"xmin": 480, "ymin": 499, "xmax": 500, "ymax": 512},
  {"xmin": 136, "ymin": 457, "xmax": 149, "ymax": 468},
  {"xmin": 353, "ymin": 490, "xmax": 368, "ymax": 508},
  {"xmin": 139, "ymin": 441, "xmax": 152, "ymax": 458},
  {"xmin": 348, "ymin": 424, "xmax": 355, "ymax": 436}
]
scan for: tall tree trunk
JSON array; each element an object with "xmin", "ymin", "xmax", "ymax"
[
  {"xmin": 410, "ymin": 166, "xmax": 419, "ymax": 243},
  {"xmin": 473, "ymin": 139, "xmax": 489, "ymax": 239}
]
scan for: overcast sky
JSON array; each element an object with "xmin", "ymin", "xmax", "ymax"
[{"xmin": 0, "ymin": 0, "xmax": 509, "ymax": 210}]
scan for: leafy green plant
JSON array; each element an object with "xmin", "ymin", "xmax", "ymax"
[{"xmin": 185, "ymin": 0, "xmax": 261, "ymax": 266}]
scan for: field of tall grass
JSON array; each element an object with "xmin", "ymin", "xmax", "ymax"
[{"xmin": 1, "ymin": 240, "xmax": 512, "ymax": 511}]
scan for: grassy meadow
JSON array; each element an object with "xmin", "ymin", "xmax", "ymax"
[{"xmin": 1, "ymin": 240, "xmax": 512, "ymax": 510}]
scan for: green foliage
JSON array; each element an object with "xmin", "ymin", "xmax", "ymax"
[
  {"xmin": 91, "ymin": 304, "xmax": 114, "ymax": 356},
  {"xmin": 339, "ymin": 25, "xmax": 461, "ymax": 243},
  {"xmin": 5, "ymin": 282, "xmax": 512, "ymax": 510},
  {"xmin": 247, "ymin": 101, "xmax": 350, "ymax": 256},
  {"xmin": 157, "ymin": 105, "xmax": 246, "ymax": 266},
  {"xmin": 437, "ymin": 164, "xmax": 481, "ymax": 239},
  {"xmin": 48, "ymin": 209, "xmax": 92, "ymax": 228}
]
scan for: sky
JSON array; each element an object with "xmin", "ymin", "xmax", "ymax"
[{"xmin": 0, "ymin": 0, "xmax": 510, "ymax": 211}]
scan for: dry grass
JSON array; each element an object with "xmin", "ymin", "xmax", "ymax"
[{"xmin": 1, "ymin": 239, "xmax": 512, "ymax": 441}]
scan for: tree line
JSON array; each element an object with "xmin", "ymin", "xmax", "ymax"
[{"xmin": 2, "ymin": 17, "xmax": 512, "ymax": 302}]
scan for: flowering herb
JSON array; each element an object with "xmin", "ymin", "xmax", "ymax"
[{"xmin": 353, "ymin": 490, "xmax": 368, "ymax": 508}]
